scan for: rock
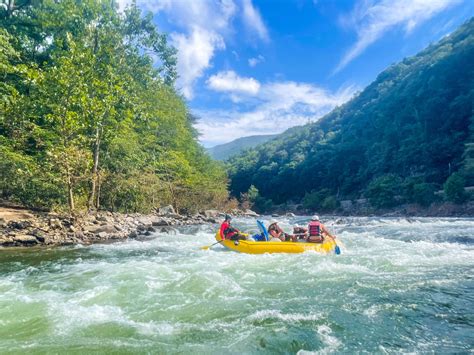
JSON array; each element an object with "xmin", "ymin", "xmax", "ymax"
[
  {"xmin": 147, "ymin": 226, "xmax": 156, "ymax": 233},
  {"xmin": 85, "ymin": 224, "xmax": 117, "ymax": 234},
  {"xmin": 285, "ymin": 212, "xmax": 296, "ymax": 217},
  {"xmin": 13, "ymin": 234, "xmax": 38, "ymax": 245},
  {"xmin": 8, "ymin": 220, "xmax": 32, "ymax": 230},
  {"xmin": 151, "ymin": 217, "xmax": 169, "ymax": 226},
  {"xmin": 158, "ymin": 205, "xmax": 175, "ymax": 216},
  {"xmin": 244, "ymin": 209, "xmax": 259, "ymax": 217},
  {"xmin": 137, "ymin": 216, "xmax": 152, "ymax": 227},
  {"xmin": 129, "ymin": 231, "xmax": 138, "ymax": 238},
  {"xmin": 97, "ymin": 232, "xmax": 108, "ymax": 239},
  {"xmin": 204, "ymin": 209, "xmax": 221, "ymax": 218},
  {"xmin": 49, "ymin": 218, "xmax": 62, "ymax": 229},
  {"xmin": 95, "ymin": 215, "xmax": 108, "ymax": 222},
  {"xmin": 0, "ymin": 236, "xmax": 14, "ymax": 246}
]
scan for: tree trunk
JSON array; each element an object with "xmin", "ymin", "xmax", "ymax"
[
  {"xmin": 66, "ymin": 166, "xmax": 75, "ymax": 212},
  {"xmin": 88, "ymin": 126, "xmax": 101, "ymax": 211}
]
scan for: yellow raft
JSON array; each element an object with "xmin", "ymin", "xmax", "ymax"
[{"xmin": 215, "ymin": 231, "xmax": 338, "ymax": 254}]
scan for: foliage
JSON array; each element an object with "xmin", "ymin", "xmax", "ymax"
[
  {"xmin": 444, "ymin": 172, "xmax": 467, "ymax": 204},
  {"xmin": 365, "ymin": 175, "xmax": 402, "ymax": 209},
  {"xmin": 412, "ymin": 182, "xmax": 438, "ymax": 207},
  {"xmin": 0, "ymin": 1, "xmax": 228, "ymax": 213},
  {"xmin": 228, "ymin": 19, "xmax": 474, "ymax": 210}
]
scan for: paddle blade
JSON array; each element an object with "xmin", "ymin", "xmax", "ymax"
[
  {"xmin": 200, "ymin": 245, "xmax": 211, "ymax": 250},
  {"xmin": 335, "ymin": 245, "xmax": 341, "ymax": 255}
]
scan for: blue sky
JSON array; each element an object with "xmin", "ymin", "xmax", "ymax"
[{"xmin": 119, "ymin": 0, "xmax": 474, "ymax": 147}]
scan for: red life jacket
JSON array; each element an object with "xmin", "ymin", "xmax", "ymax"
[
  {"xmin": 308, "ymin": 221, "xmax": 321, "ymax": 237},
  {"xmin": 220, "ymin": 221, "xmax": 236, "ymax": 239}
]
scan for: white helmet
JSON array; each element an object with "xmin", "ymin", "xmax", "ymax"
[
  {"xmin": 311, "ymin": 215, "xmax": 320, "ymax": 221},
  {"xmin": 269, "ymin": 219, "xmax": 278, "ymax": 225}
]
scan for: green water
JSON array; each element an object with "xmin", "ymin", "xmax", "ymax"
[{"xmin": 1, "ymin": 217, "xmax": 473, "ymax": 354}]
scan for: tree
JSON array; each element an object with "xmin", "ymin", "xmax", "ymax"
[{"xmin": 444, "ymin": 172, "xmax": 467, "ymax": 203}]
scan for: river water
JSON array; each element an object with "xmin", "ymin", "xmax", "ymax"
[{"xmin": 0, "ymin": 216, "xmax": 473, "ymax": 354}]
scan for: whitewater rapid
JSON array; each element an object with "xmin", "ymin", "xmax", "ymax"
[{"xmin": 0, "ymin": 216, "xmax": 473, "ymax": 353}]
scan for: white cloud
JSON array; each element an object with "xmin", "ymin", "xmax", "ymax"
[
  {"xmin": 196, "ymin": 81, "xmax": 358, "ymax": 146},
  {"xmin": 172, "ymin": 28, "xmax": 226, "ymax": 99},
  {"xmin": 248, "ymin": 54, "xmax": 265, "ymax": 67},
  {"xmin": 117, "ymin": 0, "xmax": 270, "ymax": 99},
  {"xmin": 242, "ymin": 0, "xmax": 270, "ymax": 42},
  {"xmin": 207, "ymin": 70, "xmax": 260, "ymax": 95},
  {"xmin": 335, "ymin": 0, "xmax": 461, "ymax": 73}
]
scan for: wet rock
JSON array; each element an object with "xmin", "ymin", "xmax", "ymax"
[
  {"xmin": 147, "ymin": 226, "xmax": 157, "ymax": 233},
  {"xmin": 151, "ymin": 218, "xmax": 169, "ymax": 226},
  {"xmin": 129, "ymin": 231, "xmax": 138, "ymax": 238},
  {"xmin": 14, "ymin": 234, "xmax": 38, "ymax": 245}
]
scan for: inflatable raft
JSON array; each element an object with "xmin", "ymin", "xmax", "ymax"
[{"xmin": 214, "ymin": 231, "xmax": 339, "ymax": 254}]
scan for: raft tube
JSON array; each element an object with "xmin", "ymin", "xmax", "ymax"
[{"xmin": 215, "ymin": 231, "xmax": 338, "ymax": 254}]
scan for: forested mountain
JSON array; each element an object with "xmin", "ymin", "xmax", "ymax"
[
  {"xmin": 0, "ymin": 0, "xmax": 228, "ymax": 213},
  {"xmin": 207, "ymin": 134, "xmax": 278, "ymax": 160},
  {"xmin": 228, "ymin": 18, "xmax": 474, "ymax": 211}
]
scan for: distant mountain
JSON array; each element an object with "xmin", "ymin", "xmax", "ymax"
[
  {"xmin": 228, "ymin": 18, "xmax": 474, "ymax": 211},
  {"xmin": 207, "ymin": 134, "xmax": 278, "ymax": 160}
]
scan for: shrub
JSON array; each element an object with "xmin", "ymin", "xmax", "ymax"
[
  {"xmin": 444, "ymin": 172, "xmax": 467, "ymax": 203},
  {"xmin": 412, "ymin": 182, "xmax": 437, "ymax": 206},
  {"xmin": 366, "ymin": 174, "xmax": 402, "ymax": 208}
]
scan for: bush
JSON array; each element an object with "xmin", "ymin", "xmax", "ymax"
[
  {"xmin": 302, "ymin": 189, "xmax": 331, "ymax": 210},
  {"xmin": 321, "ymin": 196, "xmax": 339, "ymax": 211},
  {"xmin": 444, "ymin": 172, "xmax": 467, "ymax": 203},
  {"xmin": 412, "ymin": 182, "xmax": 437, "ymax": 206},
  {"xmin": 366, "ymin": 174, "xmax": 402, "ymax": 208}
]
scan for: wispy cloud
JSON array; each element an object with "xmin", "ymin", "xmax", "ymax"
[
  {"xmin": 242, "ymin": 0, "xmax": 270, "ymax": 42},
  {"xmin": 248, "ymin": 54, "xmax": 265, "ymax": 67},
  {"xmin": 197, "ymin": 80, "xmax": 358, "ymax": 146},
  {"xmin": 335, "ymin": 0, "xmax": 462, "ymax": 73}
]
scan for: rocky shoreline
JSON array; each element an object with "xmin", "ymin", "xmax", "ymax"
[{"xmin": 0, "ymin": 204, "xmax": 259, "ymax": 248}]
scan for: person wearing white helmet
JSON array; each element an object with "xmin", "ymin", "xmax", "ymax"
[
  {"xmin": 307, "ymin": 215, "xmax": 335, "ymax": 243},
  {"xmin": 268, "ymin": 219, "xmax": 284, "ymax": 242}
]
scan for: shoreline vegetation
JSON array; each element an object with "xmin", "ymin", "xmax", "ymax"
[{"xmin": 1, "ymin": 2, "xmax": 230, "ymax": 216}]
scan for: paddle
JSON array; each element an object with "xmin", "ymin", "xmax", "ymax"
[
  {"xmin": 200, "ymin": 240, "xmax": 223, "ymax": 250},
  {"xmin": 325, "ymin": 234, "xmax": 341, "ymax": 255}
]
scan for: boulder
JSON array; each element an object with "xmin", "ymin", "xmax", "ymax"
[
  {"xmin": 14, "ymin": 234, "xmax": 38, "ymax": 245},
  {"xmin": 204, "ymin": 209, "xmax": 221, "ymax": 218},
  {"xmin": 151, "ymin": 217, "xmax": 169, "ymax": 226},
  {"xmin": 158, "ymin": 205, "xmax": 175, "ymax": 216},
  {"xmin": 84, "ymin": 224, "xmax": 117, "ymax": 234},
  {"xmin": 49, "ymin": 218, "xmax": 63, "ymax": 229},
  {"xmin": 8, "ymin": 220, "xmax": 32, "ymax": 230},
  {"xmin": 244, "ymin": 209, "xmax": 259, "ymax": 217}
]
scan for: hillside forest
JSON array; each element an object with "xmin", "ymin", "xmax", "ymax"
[{"xmin": 228, "ymin": 19, "xmax": 474, "ymax": 213}]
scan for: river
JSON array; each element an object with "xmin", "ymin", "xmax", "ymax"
[{"xmin": 0, "ymin": 216, "xmax": 473, "ymax": 353}]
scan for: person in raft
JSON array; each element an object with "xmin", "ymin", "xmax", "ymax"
[
  {"xmin": 220, "ymin": 214, "xmax": 247, "ymax": 241},
  {"xmin": 268, "ymin": 219, "xmax": 296, "ymax": 241},
  {"xmin": 292, "ymin": 224, "xmax": 308, "ymax": 241},
  {"xmin": 307, "ymin": 215, "xmax": 335, "ymax": 243}
]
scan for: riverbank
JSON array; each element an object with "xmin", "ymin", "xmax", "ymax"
[
  {"xmin": 0, "ymin": 204, "xmax": 229, "ymax": 248},
  {"xmin": 270, "ymin": 201, "xmax": 474, "ymax": 218}
]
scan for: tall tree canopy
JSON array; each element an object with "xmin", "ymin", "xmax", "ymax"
[{"xmin": 0, "ymin": 0, "xmax": 228, "ymax": 213}]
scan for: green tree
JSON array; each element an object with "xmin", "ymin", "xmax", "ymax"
[
  {"xmin": 444, "ymin": 172, "xmax": 467, "ymax": 203},
  {"xmin": 366, "ymin": 175, "xmax": 402, "ymax": 209}
]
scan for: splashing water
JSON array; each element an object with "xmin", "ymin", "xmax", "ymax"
[{"xmin": 0, "ymin": 216, "xmax": 473, "ymax": 353}]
